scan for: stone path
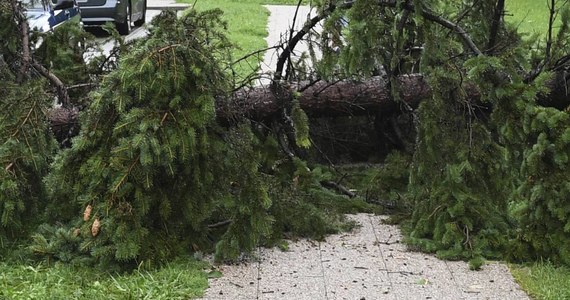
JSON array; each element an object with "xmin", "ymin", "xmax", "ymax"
[{"xmin": 198, "ymin": 214, "xmax": 528, "ymax": 300}]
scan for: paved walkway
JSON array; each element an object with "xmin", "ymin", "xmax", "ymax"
[
  {"xmin": 258, "ymin": 5, "xmax": 320, "ymax": 85},
  {"xmin": 198, "ymin": 214, "xmax": 528, "ymax": 300}
]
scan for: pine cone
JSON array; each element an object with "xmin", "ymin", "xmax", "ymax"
[
  {"xmin": 72, "ymin": 228, "xmax": 81, "ymax": 237},
  {"xmin": 91, "ymin": 218, "xmax": 101, "ymax": 237},
  {"xmin": 83, "ymin": 205, "xmax": 92, "ymax": 221}
]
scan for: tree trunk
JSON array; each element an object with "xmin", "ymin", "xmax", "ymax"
[
  {"xmin": 219, "ymin": 74, "xmax": 430, "ymax": 122},
  {"xmin": 48, "ymin": 72, "xmax": 570, "ymax": 138}
]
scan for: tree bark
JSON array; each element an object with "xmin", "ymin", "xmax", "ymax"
[{"xmin": 221, "ymin": 74, "xmax": 430, "ymax": 122}]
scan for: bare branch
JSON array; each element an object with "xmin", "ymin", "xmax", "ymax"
[
  {"xmin": 230, "ymin": 45, "xmax": 281, "ymax": 67},
  {"xmin": 486, "ymin": 0, "xmax": 505, "ymax": 53},
  {"xmin": 545, "ymin": 0, "xmax": 557, "ymax": 64},
  {"xmin": 525, "ymin": 0, "xmax": 560, "ymax": 82},
  {"xmin": 416, "ymin": 5, "xmax": 483, "ymax": 56},
  {"xmin": 272, "ymin": 1, "xmax": 355, "ymax": 82}
]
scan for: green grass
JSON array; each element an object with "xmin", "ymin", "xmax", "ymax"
[
  {"xmin": 506, "ymin": 0, "xmax": 564, "ymax": 35},
  {"xmin": 511, "ymin": 262, "xmax": 570, "ymax": 300},
  {"xmin": 189, "ymin": 0, "xmax": 269, "ymax": 79},
  {"xmin": 0, "ymin": 258, "xmax": 210, "ymax": 299}
]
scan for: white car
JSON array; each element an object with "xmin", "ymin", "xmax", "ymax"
[{"xmin": 77, "ymin": 0, "xmax": 147, "ymax": 35}]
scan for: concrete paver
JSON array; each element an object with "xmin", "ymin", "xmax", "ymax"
[{"xmin": 199, "ymin": 214, "xmax": 529, "ymax": 300}]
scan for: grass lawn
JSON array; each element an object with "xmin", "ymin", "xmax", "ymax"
[
  {"xmin": 511, "ymin": 262, "xmax": 570, "ymax": 300},
  {"xmin": 0, "ymin": 258, "xmax": 210, "ymax": 299},
  {"xmin": 189, "ymin": 0, "xmax": 270, "ymax": 79},
  {"xmin": 506, "ymin": 0, "xmax": 564, "ymax": 35}
]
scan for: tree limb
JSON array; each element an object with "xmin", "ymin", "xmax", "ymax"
[
  {"xmin": 321, "ymin": 180, "xmax": 356, "ymax": 198},
  {"xmin": 12, "ymin": 0, "xmax": 30, "ymax": 83},
  {"xmin": 525, "ymin": 0, "xmax": 560, "ymax": 83},
  {"xmin": 414, "ymin": 4, "xmax": 483, "ymax": 56},
  {"xmin": 31, "ymin": 60, "xmax": 71, "ymax": 107},
  {"xmin": 486, "ymin": 0, "xmax": 505, "ymax": 53}
]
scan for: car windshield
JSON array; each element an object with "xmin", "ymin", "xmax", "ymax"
[{"xmin": 21, "ymin": 0, "xmax": 47, "ymax": 9}]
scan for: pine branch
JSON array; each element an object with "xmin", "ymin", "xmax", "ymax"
[
  {"xmin": 344, "ymin": 0, "xmax": 484, "ymax": 56},
  {"xmin": 11, "ymin": 100, "xmax": 37, "ymax": 138},
  {"xmin": 112, "ymin": 155, "xmax": 140, "ymax": 194},
  {"xmin": 207, "ymin": 220, "xmax": 232, "ymax": 228},
  {"xmin": 230, "ymin": 45, "xmax": 281, "ymax": 67}
]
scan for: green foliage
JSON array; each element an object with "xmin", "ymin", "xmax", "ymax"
[
  {"xmin": 254, "ymin": 136, "xmax": 376, "ymax": 243},
  {"xmin": 0, "ymin": 258, "xmax": 209, "ymax": 299},
  {"xmin": 267, "ymin": 157, "xmax": 374, "ymax": 242},
  {"xmin": 407, "ymin": 83, "xmax": 511, "ymax": 262},
  {"xmin": 2, "ymin": 0, "xmax": 570, "ymax": 281},
  {"xmin": 0, "ymin": 79, "xmax": 56, "ymax": 241},
  {"xmin": 406, "ymin": 0, "xmax": 570, "ymax": 267},
  {"xmin": 510, "ymin": 99, "xmax": 570, "ymax": 265},
  {"xmin": 0, "ymin": 4, "xmax": 58, "ymax": 243},
  {"xmin": 43, "ymin": 10, "xmax": 272, "ymax": 268},
  {"xmin": 490, "ymin": 3, "xmax": 570, "ymax": 265},
  {"xmin": 314, "ymin": 0, "xmax": 570, "ymax": 269},
  {"xmin": 364, "ymin": 151, "xmax": 412, "ymax": 209},
  {"xmin": 404, "ymin": 5, "xmax": 513, "ymax": 262}
]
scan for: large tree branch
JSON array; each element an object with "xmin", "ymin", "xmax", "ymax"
[{"xmin": 32, "ymin": 60, "xmax": 71, "ymax": 107}]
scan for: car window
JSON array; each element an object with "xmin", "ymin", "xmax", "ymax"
[{"xmin": 21, "ymin": 0, "xmax": 48, "ymax": 9}]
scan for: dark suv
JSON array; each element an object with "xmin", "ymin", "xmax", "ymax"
[{"xmin": 77, "ymin": 0, "xmax": 146, "ymax": 35}]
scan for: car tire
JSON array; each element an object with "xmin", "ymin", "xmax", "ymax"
[
  {"xmin": 133, "ymin": 0, "xmax": 146, "ymax": 27},
  {"xmin": 116, "ymin": 1, "xmax": 131, "ymax": 35}
]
